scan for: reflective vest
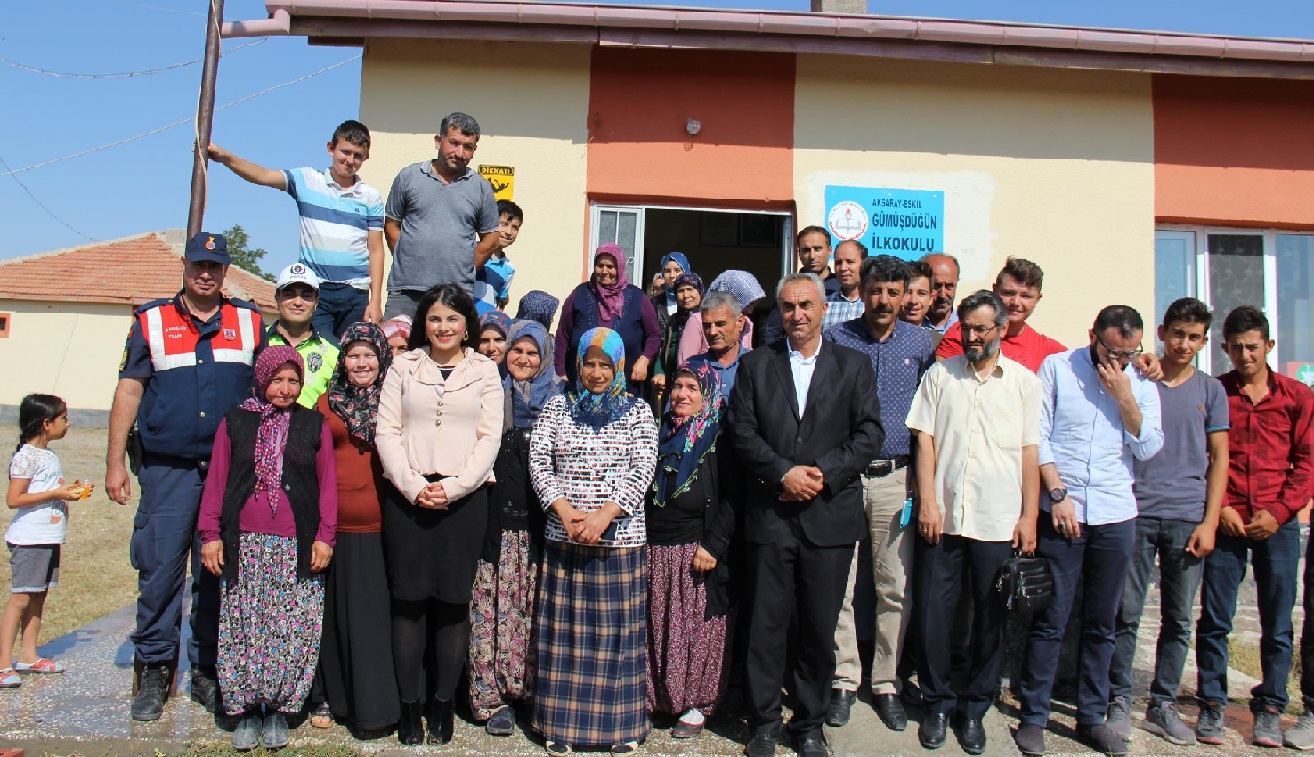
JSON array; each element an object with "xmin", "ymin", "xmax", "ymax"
[{"xmin": 135, "ymin": 296, "xmax": 261, "ymax": 461}]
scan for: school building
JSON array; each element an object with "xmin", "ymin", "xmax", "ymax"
[
  {"xmin": 225, "ymin": 0, "xmax": 1314, "ymax": 379},
  {"xmin": 0, "ymin": 231, "xmax": 276, "ymax": 418}
]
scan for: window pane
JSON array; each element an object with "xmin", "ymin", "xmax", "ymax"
[
  {"xmin": 1208, "ymin": 234, "xmax": 1265, "ymax": 373},
  {"xmin": 598, "ymin": 210, "xmax": 618, "ymax": 245},
  {"xmin": 1277, "ymin": 234, "xmax": 1314, "ymax": 383},
  {"xmin": 1154, "ymin": 232, "xmax": 1194, "ymax": 343},
  {"xmin": 617, "ymin": 212, "xmax": 639, "ymax": 284}
]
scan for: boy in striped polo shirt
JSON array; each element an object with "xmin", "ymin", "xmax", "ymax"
[{"xmin": 207, "ymin": 119, "xmax": 385, "ymax": 337}]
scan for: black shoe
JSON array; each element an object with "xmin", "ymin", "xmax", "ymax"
[
  {"xmin": 486, "ymin": 704, "xmax": 515, "ymax": 736},
  {"xmin": 1014, "ymin": 723, "xmax": 1046, "ymax": 757},
  {"xmin": 190, "ymin": 665, "xmax": 218, "ymax": 713},
  {"xmin": 397, "ymin": 700, "xmax": 424, "ymax": 745},
  {"xmin": 426, "ymin": 697, "xmax": 455, "ymax": 744},
  {"xmin": 957, "ymin": 717, "xmax": 986, "ymax": 755},
  {"xmin": 794, "ymin": 730, "xmax": 830, "ymax": 757},
  {"xmin": 1077, "ymin": 723, "xmax": 1128, "ymax": 757},
  {"xmin": 875, "ymin": 693, "xmax": 908, "ymax": 732},
  {"xmin": 132, "ymin": 664, "xmax": 170, "ymax": 722},
  {"xmin": 744, "ymin": 731, "xmax": 778, "ymax": 757},
  {"xmin": 919, "ymin": 712, "xmax": 948, "ymax": 749},
  {"xmin": 824, "ymin": 689, "xmax": 855, "ymax": 728}
]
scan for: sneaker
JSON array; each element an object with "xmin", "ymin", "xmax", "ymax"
[
  {"xmin": 1106, "ymin": 696, "xmax": 1133, "ymax": 742},
  {"xmin": 1285, "ymin": 709, "xmax": 1314, "ymax": 751},
  {"xmin": 1143, "ymin": 701, "xmax": 1196, "ymax": 746},
  {"xmin": 233, "ymin": 712, "xmax": 262, "ymax": 752},
  {"xmin": 1077, "ymin": 723, "xmax": 1129, "ymax": 756},
  {"xmin": 1253, "ymin": 706, "xmax": 1284, "ymax": 748},
  {"xmin": 131, "ymin": 664, "xmax": 170, "ymax": 722},
  {"xmin": 1196, "ymin": 700, "xmax": 1226, "ymax": 745}
]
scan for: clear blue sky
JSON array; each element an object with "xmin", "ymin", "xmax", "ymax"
[{"xmin": 3, "ymin": 0, "xmax": 1313, "ymax": 273}]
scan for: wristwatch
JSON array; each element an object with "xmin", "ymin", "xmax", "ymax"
[{"xmin": 1048, "ymin": 487, "xmax": 1068, "ymax": 503}]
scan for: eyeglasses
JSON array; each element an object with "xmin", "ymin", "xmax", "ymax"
[
  {"xmin": 963, "ymin": 324, "xmax": 998, "ymax": 337},
  {"xmin": 1096, "ymin": 334, "xmax": 1144, "ymax": 361}
]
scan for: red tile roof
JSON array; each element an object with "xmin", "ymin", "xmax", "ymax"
[{"xmin": 0, "ymin": 232, "xmax": 276, "ymax": 313}]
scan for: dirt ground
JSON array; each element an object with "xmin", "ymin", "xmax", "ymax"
[{"xmin": 0, "ymin": 424, "xmax": 138, "ymax": 643}]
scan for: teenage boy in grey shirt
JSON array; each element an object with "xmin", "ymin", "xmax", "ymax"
[
  {"xmin": 1107, "ymin": 296, "xmax": 1228, "ymax": 746},
  {"xmin": 383, "ymin": 111, "xmax": 499, "ymax": 319}
]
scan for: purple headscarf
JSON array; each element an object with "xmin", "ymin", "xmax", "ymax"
[
  {"xmin": 239, "ymin": 345, "xmax": 304, "ymax": 509},
  {"xmin": 589, "ymin": 242, "xmax": 630, "ymax": 326}
]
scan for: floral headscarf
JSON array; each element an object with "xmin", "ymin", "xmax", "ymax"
[
  {"xmin": 480, "ymin": 310, "xmax": 513, "ymax": 339},
  {"xmin": 515, "ymin": 290, "xmax": 560, "ymax": 332},
  {"xmin": 239, "ymin": 345, "xmax": 304, "ymax": 510},
  {"xmin": 569, "ymin": 327, "xmax": 636, "ymax": 429},
  {"xmin": 653, "ymin": 361, "xmax": 724, "ymax": 508},
  {"xmin": 504, "ymin": 320, "xmax": 563, "ymax": 429},
  {"xmin": 327, "ymin": 322, "xmax": 392, "ymax": 452},
  {"xmin": 381, "ymin": 314, "xmax": 412, "ymax": 342},
  {"xmin": 589, "ymin": 243, "xmax": 630, "ymax": 326},
  {"xmin": 672, "ymin": 272, "xmax": 706, "ymax": 301}
]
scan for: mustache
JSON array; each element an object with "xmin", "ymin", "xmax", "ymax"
[{"xmin": 874, "ymin": 305, "xmax": 895, "ymax": 315}]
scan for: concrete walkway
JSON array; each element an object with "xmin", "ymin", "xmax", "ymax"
[{"xmin": 0, "ymin": 568, "xmax": 1299, "ymax": 756}]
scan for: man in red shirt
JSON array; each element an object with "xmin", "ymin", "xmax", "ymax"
[
  {"xmin": 1194, "ymin": 305, "xmax": 1314, "ymax": 749},
  {"xmin": 936, "ymin": 258, "xmax": 1066, "ymax": 373}
]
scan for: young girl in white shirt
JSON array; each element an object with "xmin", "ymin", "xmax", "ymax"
[{"xmin": 1, "ymin": 394, "xmax": 86, "ymax": 688}]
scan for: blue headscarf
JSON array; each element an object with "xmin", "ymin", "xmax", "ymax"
[
  {"xmin": 504, "ymin": 320, "xmax": 563, "ymax": 429},
  {"xmin": 653, "ymin": 361, "xmax": 724, "ymax": 507},
  {"xmin": 660, "ymin": 252, "xmax": 692, "ymax": 307},
  {"xmin": 569, "ymin": 327, "xmax": 636, "ymax": 429},
  {"xmin": 515, "ymin": 290, "xmax": 559, "ymax": 332}
]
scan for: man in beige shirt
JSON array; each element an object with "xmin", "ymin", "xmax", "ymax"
[{"xmin": 905, "ymin": 289, "xmax": 1041, "ymax": 755}]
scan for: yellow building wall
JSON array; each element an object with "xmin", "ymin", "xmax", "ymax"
[
  {"xmin": 358, "ymin": 39, "xmax": 593, "ymax": 312},
  {"xmin": 0, "ymin": 299, "xmax": 134, "ymax": 412},
  {"xmin": 794, "ymin": 57, "xmax": 1156, "ymax": 348}
]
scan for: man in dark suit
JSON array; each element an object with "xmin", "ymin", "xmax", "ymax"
[{"xmin": 730, "ymin": 272, "xmax": 884, "ymax": 757}]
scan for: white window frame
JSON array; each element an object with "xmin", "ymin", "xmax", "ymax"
[
  {"xmin": 1157, "ymin": 224, "xmax": 1293, "ymax": 374},
  {"xmin": 589, "ymin": 202, "xmax": 796, "ymax": 284}
]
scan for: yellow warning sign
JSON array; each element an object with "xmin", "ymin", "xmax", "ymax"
[{"xmin": 479, "ymin": 165, "xmax": 514, "ymax": 201}]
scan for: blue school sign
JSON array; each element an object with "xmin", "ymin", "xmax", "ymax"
[{"xmin": 824, "ymin": 185, "xmax": 945, "ymax": 260}]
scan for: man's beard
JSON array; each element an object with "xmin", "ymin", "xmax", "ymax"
[{"xmin": 965, "ymin": 338, "xmax": 1000, "ymax": 363}]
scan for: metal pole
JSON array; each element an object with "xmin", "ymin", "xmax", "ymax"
[{"xmin": 187, "ymin": 0, "xmax": 225, "ymax": 237}]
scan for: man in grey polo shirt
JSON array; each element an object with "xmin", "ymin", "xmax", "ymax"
[{"xmin": 383, "ymin": 111, "xmax": 500, "ymax": 319}]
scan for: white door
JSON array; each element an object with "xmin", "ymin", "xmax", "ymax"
[{"xmin": 590, "ymin": 205, "xmax": 645, "ymax": 287}]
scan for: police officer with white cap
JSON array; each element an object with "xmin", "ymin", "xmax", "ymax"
[{"xmin": 267, "ymin": 263, "xmax": 339, "ymax": 407}]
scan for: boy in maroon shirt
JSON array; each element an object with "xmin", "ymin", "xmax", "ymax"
[{"xmin": 1194, "ymin": 305, "xmax": 1314, "ymax": 749}]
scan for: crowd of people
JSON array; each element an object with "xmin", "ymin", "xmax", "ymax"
[{"xmin": 2, "ymin": 110, "xmax": 1313, "ymax": 757}]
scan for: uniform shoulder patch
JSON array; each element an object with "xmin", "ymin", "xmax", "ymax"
[{"xmin": 307, "ymin": 351, "xmax": 323, "ymax": 373}]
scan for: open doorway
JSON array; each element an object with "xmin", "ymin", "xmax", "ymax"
[{"xmin": 591, "ymin": 204, "xmax": 792, "ymax": 297}]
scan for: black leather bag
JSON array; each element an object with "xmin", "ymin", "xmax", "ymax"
[{"xmin": 994, "ymin": 553, "xmax": 1054, "ymax": 613}]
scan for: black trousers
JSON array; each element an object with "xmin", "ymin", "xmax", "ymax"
[
  {"xmin": 744, "ymin": 518, "xmax": 855, "ymax": 736},
  {"xmin": 915, "ymin": 534, "xmax": 1013, "ymax": 720}
]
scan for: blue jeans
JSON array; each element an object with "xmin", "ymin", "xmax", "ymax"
[
  {"xmin": 1196, "ymin": 520, "xmax": 1300, "ymax": 711},
  {"xmin": 129, "ymin": 459, "xmax": 219, "ymax": 666},
  {"xmin": 310, "ymin": 281, "xmax": 369, "ymax": 342},
  {"xmin": 1108, "ymin": 516, "xmax": 1204, "ymax": 708},
  {"xmin": 1019, "ymin": 517, "xmax": 1135, "ymax": 728}
]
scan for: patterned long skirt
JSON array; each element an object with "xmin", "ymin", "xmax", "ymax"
[
  {"xmin": 468, "ymin": 529, "xmax": 538, "ymax": 721},
  {"xmin": 646, "ymin": 543, "xmax": 728, "ymax": 715},
  {"xmin": 218, "ymin": 533, "xmax": 325, "ymax": 716},
  {"xmin": 533, "ymin": 541, "xmax": 648, "ymax": 747}
]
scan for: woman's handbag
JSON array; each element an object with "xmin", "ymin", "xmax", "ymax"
[{"xmin": 994, "ymin": 552, "xmax": 1054, "ymax": 613}]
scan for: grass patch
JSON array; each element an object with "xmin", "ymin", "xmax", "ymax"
[
  {"xmin": 0, "ymin": 424, "xmax": 138, "ymax": 643},
  {"xmin": 1228, "ymin": 634, "xmax": 1304, "ymax": 714}
]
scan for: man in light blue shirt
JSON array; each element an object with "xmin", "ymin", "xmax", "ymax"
[
  {"xmin": 1014, "ymin": 305, "xmax": 1163, "ymax": 757},
  {"xmin": 821, "ymin": 240, "xmax": 866, "ymax": 331}
]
